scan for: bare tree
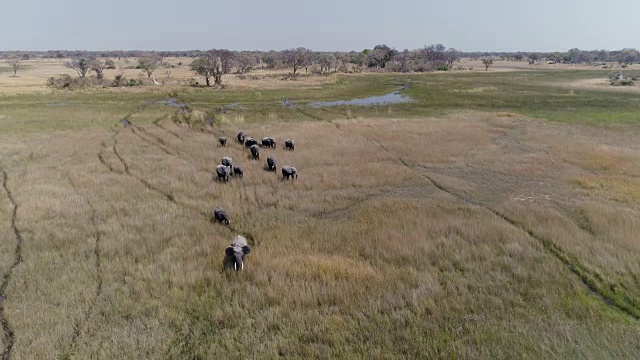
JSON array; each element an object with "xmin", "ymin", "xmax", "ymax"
[
  {"xmin": 482, "ymin": 58, "xmax": 494, "ymax": 71},
  {"xmin": 282, "ymin": 47, "xmax": 310, "ymax": 75},
  {"xmin": 5, "ymin": 57, "xmax": 21, "ymax": 77},
  {"xmin": 138, "ymin": 57, "xmax": 159, "ymax": 78},
  {"xmin": 87, "ymin": 58, "xmax": 108, "ymax": 80},
  {"xmin": 445, "ymin": 48, "xmax": 460, "ymax": 69},
  {"xmin": 65, "ymin": 58, "xmax": 91, "ymax": 77},
  {"xmin": 189, "ymin": 49, "xmax": 234, "ymax": 86}
]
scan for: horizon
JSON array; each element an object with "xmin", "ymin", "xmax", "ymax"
[{"xmin": 3, "ymin": 0, "xmax": 638, "ymax": 53}]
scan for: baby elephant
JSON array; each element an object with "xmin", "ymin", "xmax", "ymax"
[
  {"xmin": 266, "ymin": 156, "xmax": 277, "ymax": 172},
  {"xmin": 221, "ymin": 156, "xmax": 233, "ymax": 167},
  {"xmin": 219, "ymin": 137, "xmax": 227, "ymax": 147},
  {"xmin": 216, "ymin": 164, "xmax": 231, "ymax": 182},
  {"xmin": 233, "ymin": 165, "xmax": 244, "ymax": 178},
  {"xmin": 262, "ymin": 137, "xmax": 276, "ymax": 148},
  {"xmin": 237, "ymin": 132, "xmax": 246, "ymax": 144},
  {"xmin": 224, "ymin": 235, "xmax": 251, "ymax": 272},
  {"xmin": 285, "ymin": 139, "xmax": 295, "ymax": 151},
  {"xmin": 212, "ymin": 207, "xmax": 230, "ymax": 225},
  {"xmin": 282, "ymin": 166, "xmax": 298, "ymax": 180},
  {"xmin": 250, "ymin": 144, "xmax": 260, "ymax": 160}
]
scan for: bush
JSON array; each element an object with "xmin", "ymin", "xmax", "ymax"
[
  {"xmin": 436, "ymin": 65, "xmax": 449, "ymax": 71},
  {"xmin": 620, "ymin": 79, "xmax": 634, "ymax": 86},
  {"xmin": 46, "ymin": 75, "xmax": 101, "ymax": 90}
]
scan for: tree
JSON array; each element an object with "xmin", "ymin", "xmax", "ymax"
[
  {"xmin": 88, "ymin": 57, "xmax": 107, "ymax": 80},
  {"xmin": 282, "ymin": 47, "xmax": 310, "ymax": 75},
  {"xmin": 5, "ymin": 57, "xmax": 21, "ymax": 77},
  {"xmin": 315, "ymin": 53, "xmax": 334, "ymax": 74},
  {"xmin": 189, "ymin": 49, "xmax": 234, "ymax": 86},
  {"xmin": 482, "ymin": 58, "xmax": 494, "ymax": 71},
  {"xmin": 445, "ymin": 48, "xmax": 460, "ymax": 69},
  {"xmin": 262, "ymin": 52, "xmax": 280, "ymax": 69},
  {"xmin": 368, "ymin": 44, "xmax": 397, "ymax": 68},
  {"xmin": 65, "ymin": 58, "xmax": 91, "ymax": 77},
  {"xmin": 235, "ymin": 53, "xmax": 256, "ymax": 74},
  {"xmin": 138, "ymin": 57, "xmax": 159, "ymax": 78}
]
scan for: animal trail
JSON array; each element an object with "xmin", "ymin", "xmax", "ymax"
[
  {"xmin": 62, "ymin": 174, "xmax": 103, "ymax": 354},
  {"xmin": 0, "ymin": 167, "xmax": 24, "ymax": 360},
  {"xmin": 153, "ymin": 118, "xmax": 183, "ymax": 140},
  {"xmin": 360, "ymin": 132, "xmax": 640, "ymax": 320},
  {"xmin": 420, "ymin": 171, "xmax": 640, "ymax": 320}
]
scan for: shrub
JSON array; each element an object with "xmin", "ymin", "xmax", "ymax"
[
  {"xmin": 620, "ymin": 79, "xmax": 634, "ymax": 86},
  {"xmin": 46, "ymin": 75, "xmax": 101, "ymax": 90},
  {"xmin": 436, "ymin": 65, "xmax": 449, "ymax": 71}
]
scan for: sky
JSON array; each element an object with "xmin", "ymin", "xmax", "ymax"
[{"xmin": 2, "ymin": 0, "xmax": 639, "ymax": 52}]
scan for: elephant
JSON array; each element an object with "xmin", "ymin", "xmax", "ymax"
[
  {"xmin": 250, "ymin": 144, "xmax": 260, "ymax": 160},
  {"xmin": 212, "ymin": 207, "xmax": 230, "ymax": 225},
  {"xmin": 282, "ymin": 166, "xmax": 298, "ymax": 180},
  {"xmin": 244, "ymin": 137, "xmax": 258, "ymax": 148},
  {"xmin": 216, "ymin": 164, "xmax": 231, "ymax": 182},
  {"xmin": 266, "ymin": 156, "xmax": 277, "ymax": 172},
  {"xmin": 221, "ymin": 156, "xmax": 233, "ymax": 167},
  {"xmin": 223, "ymin": 235, "xmax": 251, "ymax": 272},
  {"xmin": 262, "ymin": 137, "xmax": 276, "ymax": 148},
  {"xmin": 219, "ymin": 137, "xmax": 227, "ymax": 147},
  {"xmin": 233, "ymin": 166, "xmax": 244, "ymax": 178},
  {"xmin": 237, "ymin": 132, "xmax": 246, "ymax": 144},
  {"xmin": 285, "ymin": 139, "xmax": 295, "ymax": 151}
]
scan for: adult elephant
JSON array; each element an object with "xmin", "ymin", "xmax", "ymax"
[
  {"xmin": 266, "ymin": 156, "xmax": 276, "ymax": 172},
  {"xmin": 245, "ymin": 137, "xmax": 258, "ymax": 148},
  {"xmin": 216, "ymin": 164, "xmax": 231, "ymax": 182},
  {"xmin": 224, "ymin": 235, "xmax": 251, "ymax": 272},
  {"xmin": 222, "ymin": 156, "xmax": 233, "ymax": 167},
  {"xmin": 250, "ymin": 144, "xmax": 260, "ymax": 160},
  {"xmin": 262, "ymin": 137, "xmax": 276, "ymax": 148},
  {"xmin": 285, "ymin": 139, "xmax": 295, "ymax": 151},
  {"xmin": 237, "ymin": 132, "xmax": 246, "ymax": 144},
  {"xmin": 282, "ymin": 166, "xmax": 298, "ymax": 180}
]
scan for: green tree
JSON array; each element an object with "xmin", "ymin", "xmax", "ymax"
[{"xmin": 138, "ymin": 57, "xmax": 159, "ymax": 78}]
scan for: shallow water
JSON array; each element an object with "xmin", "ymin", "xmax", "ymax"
[
  {"xmin": 282, "ymin": 98, "xmax": 296, "ymax": 108},
  {"xmin": 309, "ymin": 90, "xmax": 411, "ymax": 108}
]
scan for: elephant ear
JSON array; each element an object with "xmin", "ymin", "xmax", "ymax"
[
  {"xmin": 225, "ymin": 247, "xmax": 235, "ymax": 257},
  {"xmin": 242, "ymin": 245, "xmax": 251, "ymax": 255}
]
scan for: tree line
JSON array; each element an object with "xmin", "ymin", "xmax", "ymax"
[{"xmin": 4, "ymin": 45, "xmax": 639, "ymax": 86}]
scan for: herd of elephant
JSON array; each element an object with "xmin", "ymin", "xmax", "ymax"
[
  {"xmin": 214, "ymin": 132, "xmax": 298, "ymax": 182},
  {"xmin": 213, "ymin": 131, "xmax": 299, "ymax": 271}
]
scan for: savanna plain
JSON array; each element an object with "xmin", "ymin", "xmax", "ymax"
[{"xmin": 1, "ymin": 59, "xmax": 640, "ymax": 359}]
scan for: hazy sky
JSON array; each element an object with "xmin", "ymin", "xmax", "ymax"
[{"xmin": 3, "ymin": 0, "xmax": 638, "ymax": 52}]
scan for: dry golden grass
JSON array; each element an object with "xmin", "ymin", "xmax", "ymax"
[{"xmin": 1, "ymin": 106, "xmax": 640, "ymax": 358}]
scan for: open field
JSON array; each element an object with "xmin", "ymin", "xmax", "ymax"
[{"xmin": 1, "ymin": 66, "xmax": 640, "ymax": 358}]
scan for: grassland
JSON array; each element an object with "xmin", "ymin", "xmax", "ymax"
[{"xmin": 0, "ymin": 61, "xmax": 639, "ymax": 358}]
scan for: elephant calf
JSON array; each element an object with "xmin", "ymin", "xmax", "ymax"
[
  {"xmin": 266, "ymin": 156, "xmax": 277, "ymax": 172},
  {"xmin": 237, "ymin": 132, "xmax": 246, "ymax": 144},
  {"xmin": 219, "ymin": 137, "xmax": 227, "ymax": 147},
  {"xmin": 262, "ymin": 137, "xmax": 276, "ymax": 148},
  {"xmin": 222, "ymin": 156, "xmax": 233, "ymax": 167},
  {"xmin": 282, "ymin": 166, "xmax": 298, "ymax": 180},
  {"xmin": 224, "ymin": 235, "xmax": 251, "ymax": 272},
  {"xmin": 285, "ymin": 139, "xmax": 295, "ymax": 151},
  {"xmin": 233, "ymin": 166, "xmax": 244, "ymax": 178},
  {"xmin": 250, "ymin": 144, "xmax": 260, "ymax": 160},
  {"xmin": 216, "ymin": 164, "xmax": 231, "ymax": 182},
  {"xmin": 212, "ymin": 207, "xmax": 230, "ymax": 225}
]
